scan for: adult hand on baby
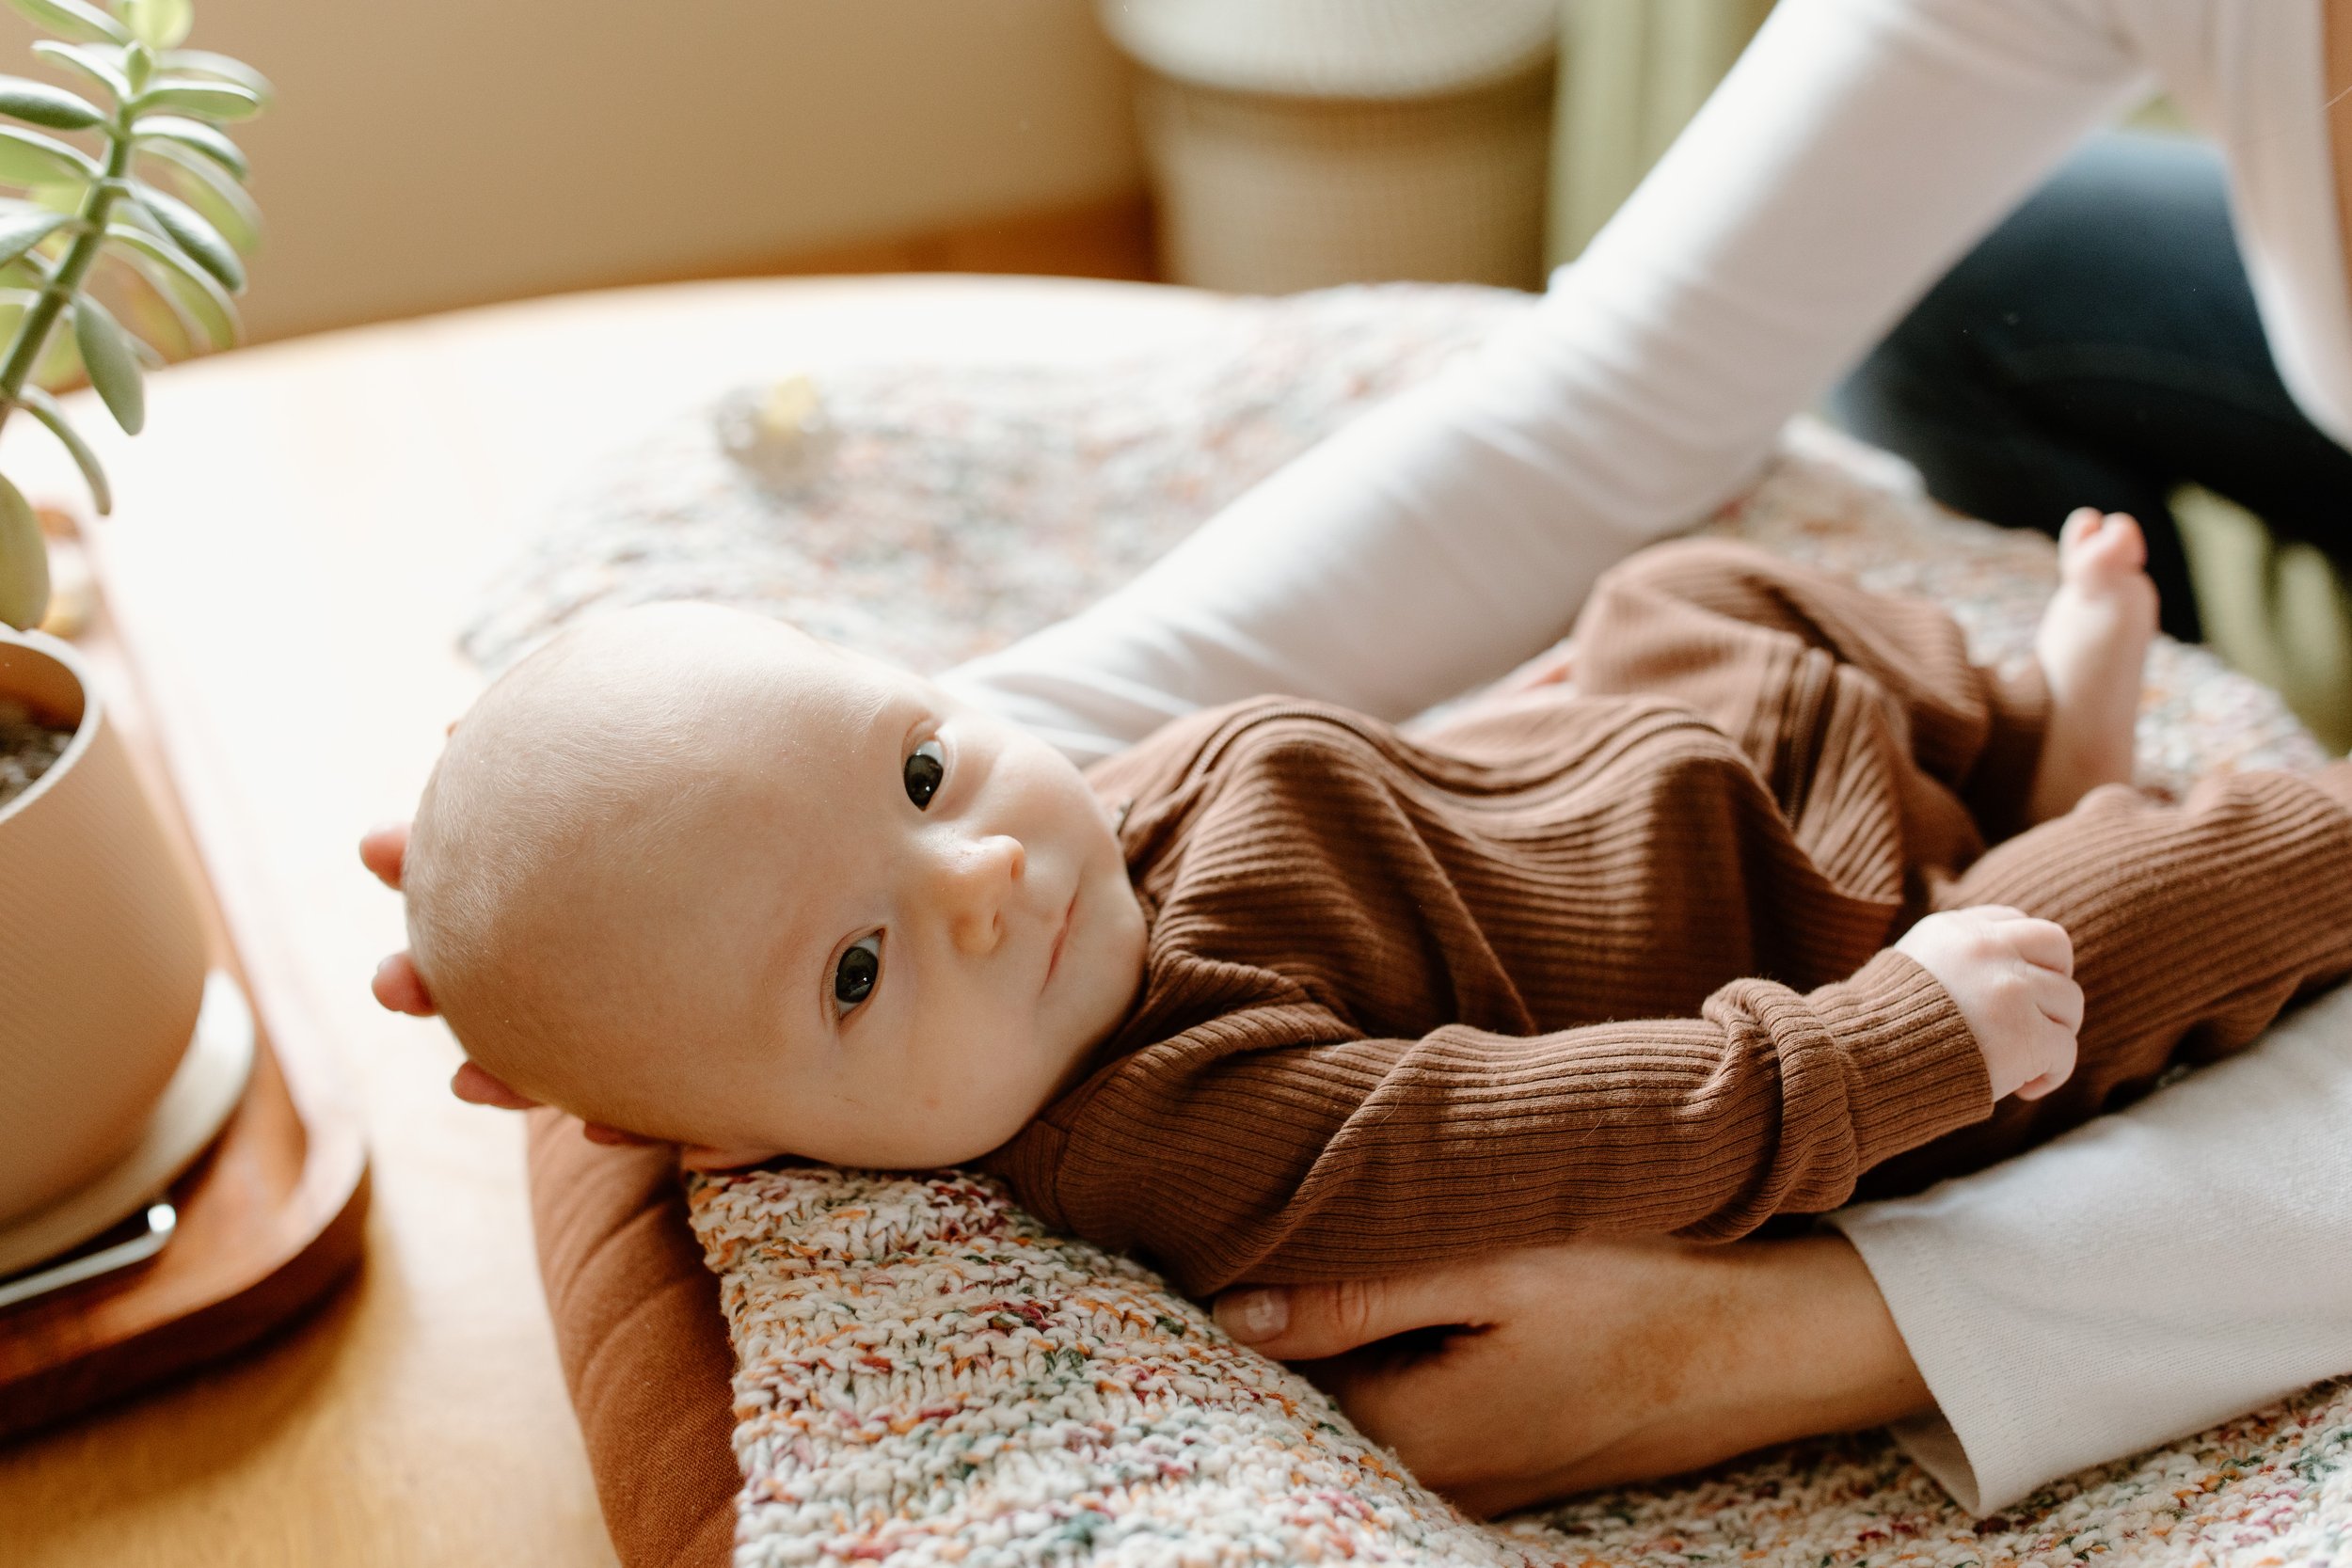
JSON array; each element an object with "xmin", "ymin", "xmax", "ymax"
[
  {"xmin": 359, "ymin": 821, "xmax": 438, "ymax": 1017},
  {"xmin": 1210, "ymin": 1234, "xmax": 1931, "ymax": 1516},
  {"xmin": 1894, "ymin": 904, "xmax": 2080, "ymax": 1101}
]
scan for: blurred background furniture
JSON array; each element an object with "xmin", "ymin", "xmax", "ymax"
[
  {"xmin": 0, "ymin": 0, "xmax": 1160, "ymax": 343},
  {"xmin": 0, "ymin": 0, "xmax": 1794, "ymax": 336},
  {"xmin": 1549, "ymin": 0, "xmax": 1774, "ymax": 261},
  {"xmin": 1101, "ymin": 0, "xmax": 1559, "ymax": 291}
]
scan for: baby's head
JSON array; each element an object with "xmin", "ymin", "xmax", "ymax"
[{"xmin": 404, "ymin": 603, "xmax": 1148, "ymax": 1170}]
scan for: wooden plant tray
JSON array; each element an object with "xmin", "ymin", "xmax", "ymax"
[{"xmin": 0, "ymin": 531, "xmax": 369, "ymax": 1441}]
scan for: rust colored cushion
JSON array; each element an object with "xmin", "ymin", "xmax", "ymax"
[{"xmin": 525, "ymin": 1108, "xmax": 737, "ymax": 1568}]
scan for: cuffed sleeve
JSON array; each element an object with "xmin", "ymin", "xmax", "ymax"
[
  {"xmin": 1829, "ymin": 978, "xmax": 2352, "ymax": 1514},
  {"xmin": 1023, "ymin": 953, "xmax": 1991, "ymax": 1296}
]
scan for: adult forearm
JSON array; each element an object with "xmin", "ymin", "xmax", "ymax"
[
  {"xmin": 937, "ymin": 0, "xmax": 2139, "ymax": 768},
  {"xmin": 1502, "ymin": 1236, "xmax": 1932, "ymax": 1507},
  {"xmin": 1257, "ymin": 1233, "xmax": 1931, "ymax": 1520}
]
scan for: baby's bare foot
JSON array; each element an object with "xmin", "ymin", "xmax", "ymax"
[{"xmin": 2027, "ymin": 509, "xmax": 2158, "ymax": 823}]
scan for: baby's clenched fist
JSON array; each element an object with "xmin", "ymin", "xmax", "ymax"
[{"xmin": 1894, "ymin": 905, "xmax": 2080, "ymax": 1101}]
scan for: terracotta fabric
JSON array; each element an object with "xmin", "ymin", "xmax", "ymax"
[
  {"xmin": 523, "ymin": 542, "xmax": 2352, "ymax": 1560},
  {"xmin": 526, "ymin": 1108, "xmax": 737, "ymax": 1568},
  {"xmin": 982, "ymin": 542, "xmax": 2352, "ymax": 1293}
]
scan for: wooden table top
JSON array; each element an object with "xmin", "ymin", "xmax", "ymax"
[{"xmin": 0, "ymin": 276, "xmax": 1223, "ymax": 1567}]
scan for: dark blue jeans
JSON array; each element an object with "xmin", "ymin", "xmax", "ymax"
[{"xmin": 1830, "ymin": 131, "xmax": 2352, "ymax": 645}]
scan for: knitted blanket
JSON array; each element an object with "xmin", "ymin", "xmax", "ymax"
[{"xmin": 468, "ymin": 284, "xmax": 2347, "ymax": 1568}]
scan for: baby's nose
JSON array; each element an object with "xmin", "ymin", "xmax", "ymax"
[{"xmin": 939, "ymin": 833, "xmax": 1023, "ymax": 953}]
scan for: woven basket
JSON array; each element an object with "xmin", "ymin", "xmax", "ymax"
[
  {"xmin": 1104, "ymin": 0, "xmax": 1556, "ymax": 292},
  {"xmin": 1135, "ymin": 65, "xmax": 1553, "ymax": 293}
]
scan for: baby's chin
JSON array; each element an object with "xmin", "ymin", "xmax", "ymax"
[{"xmin": 738, "ymin": 1103, "xmax": 1039, "ymax": 1173}]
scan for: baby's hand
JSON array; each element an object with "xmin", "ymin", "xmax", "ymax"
[{"xmin": 1894, "ymin": 905, "xmax": 2080, "ymax": 1101}]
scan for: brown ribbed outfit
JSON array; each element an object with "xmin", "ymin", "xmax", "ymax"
[{"xmin": 978, "ymin": 541, "xmax": 2352, "ymax": 1296}]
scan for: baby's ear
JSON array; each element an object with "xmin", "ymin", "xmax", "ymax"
[
  {"xmin": 450, "ymin": 1060, "xmax": 541, "ymax": 1110},
  {"xmin": 677, "ymin": 1143, "xmax": 780, "ymax": 1173}
]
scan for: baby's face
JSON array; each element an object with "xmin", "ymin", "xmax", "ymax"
[
  {"xmin": 691, "ymin": 630, "xmax": 1150, "ymax": 1167},
  {"xmin": 421, "ymin": 606, "xmax": 1149, "ymax": 1170}
]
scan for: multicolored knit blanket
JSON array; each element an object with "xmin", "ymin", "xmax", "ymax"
[{"xmin": 470, "ymin": 284, "xmax": 2347, "ymax": 1568}]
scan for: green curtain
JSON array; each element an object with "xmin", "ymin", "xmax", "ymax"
[
  {"xmin": 2174, "ymin": 484, "xmax": 2352, "ymax": 752},
  {"xmin": 1549, "ymin": 0, "xmax": 1775, "ymax": 265}
]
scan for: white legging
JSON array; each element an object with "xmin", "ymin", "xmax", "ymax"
[{"xmin": 937, "ymin": 0, "xmax": 2352, "ymax": 1513}]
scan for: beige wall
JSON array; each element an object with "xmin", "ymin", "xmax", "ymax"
[{"xmin": 0, "ymin": 0, "xmax": 1144, "ymax": 343}]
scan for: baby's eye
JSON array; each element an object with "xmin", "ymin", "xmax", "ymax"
[
  {"xmin": 904, "ymin": 738, "xmax": 946, "ymax": 810},
  {"xmin": 834, "ymin": 934, "xmax": 881, "ymax": 1018}
]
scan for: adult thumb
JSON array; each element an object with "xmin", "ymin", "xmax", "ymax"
[{"xmin": 1213, "ymin": 1273, "xmax": 1466, "ymax": 1361}]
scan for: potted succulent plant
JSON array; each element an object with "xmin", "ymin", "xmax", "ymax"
[{"xmin": 0, "ymin": 0, "xmax": 264, "ymax": 1266}]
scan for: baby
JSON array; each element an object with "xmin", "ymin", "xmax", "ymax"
[{"xmin": 397, "ymin": 513, "xmax": 2352, "ymax": 1294}]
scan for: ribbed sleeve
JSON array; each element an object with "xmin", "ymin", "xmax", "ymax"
[
  {"xmin": 985, "ymin": 545, "xmax": 2352, "ymax": 1297},
  {"xmin": 1000, "ymin": 949, "xmax": 1989, "ymax": 1294}
]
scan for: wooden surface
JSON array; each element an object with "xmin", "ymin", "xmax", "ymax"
[
  {"xmin": 0, "ymin": 564, "xmax": 370, "ymax": 1442},
  {"xmin": 731, "ymin": 188, "xmax": 1156, "ymax": 286},
  {"xmin": 0, "ymin": 1012, "xmax": 366, "ymax": 1442},
  {"xmin": 0, "ymin": 276, "xmax": 1220, "ymax": 1565}
]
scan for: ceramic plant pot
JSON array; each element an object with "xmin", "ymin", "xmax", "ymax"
[{"xmin": 0, "ymin": 626, "xmax": 208, "ymax": 1233}]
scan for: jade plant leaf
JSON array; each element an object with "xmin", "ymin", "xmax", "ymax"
[
  {"xmin": 107, "ymin": 264, "xmax": 183, "ymax": 357},
  {"xmin": 0, "ymin": 124, "xmax": 98, "ymax": 184},
  {"xmin": 0, "ymin": 286, "xmax": 35, "ymax": 368},
  {"xmin": 0, "ymin": 74, "xmax": 104, "ymax": 130},
  {"xmin": 72, "ymin": 293, "xmax": 143, "ymax": 434},
  {"xmin": 0, "ymin": 206, "xmax": 68, "ymax": 266},
  {"xmin": 18, "ymin": 384, "xmax": 109, "ymax": 514},
  {"xmin": 135, "ymin": 76, "xmax": 258, "ymax": 121},
  {"xmin": 103, "ymin": 222, "xmax": 234, "ymax": 347},
  {"xmin": 140, "ymin": 139, "xmax": 255, "ymax": 252},
  {"xmin": 118, "ymin": 0, "xmax": 191, "ymax": 51},
  {"xmin": 0, "ymin": 473, "xmax": 48, "ymax": 632},
  {"xmin": 133, "ymin": 113, "xmax": 246, "ymax": 179},
  {"xmin": 2, "ymin": 0, "xmax": 129, "ymax": 46},
  {"xmin": 157, "ymin": 49, "xmax": 270, "ymax": 105},
  {"xmin": 0, "ymin": 18, "xmax": 265, "ymax": 566},
  {"xmin": 30, "ymin": 39, "xmax": 130, "ymax": 101},
  {"xmin": 126, "ymin": 180, "xmax": 240, "ymax": 289},
  {"xmin": 24, "ymin": 178, "xmax": 81, "ymax": 214},
  {"xmin": 31, "ymin": 298, "xmax": 79, "ymax": 387}
]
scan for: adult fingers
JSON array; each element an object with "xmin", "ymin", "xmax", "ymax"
[
  {"xmin": 372, "ymin": 951, "xmax": 437, "ymax": 1016},
  {"xmin": 451, "ymin": 1060, "xmax": 540, "ymax": 1109},
  {"xmin": 359, "ymin": 819, "xmax": 411, "ymax": 890},
  {"xmin": 1214, "ymin": 1262, "xmax": 1500, "ymax": 1361}
]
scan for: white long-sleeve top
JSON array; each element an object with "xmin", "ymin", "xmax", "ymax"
[{"xmin": 937, "ymin": 0, "xmax": 2352, "ymax": 1513}]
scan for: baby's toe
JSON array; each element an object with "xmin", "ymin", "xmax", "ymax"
[{"xmin": 2060, "ymin": 510, "xmax": 2147, "ymax": 582}]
